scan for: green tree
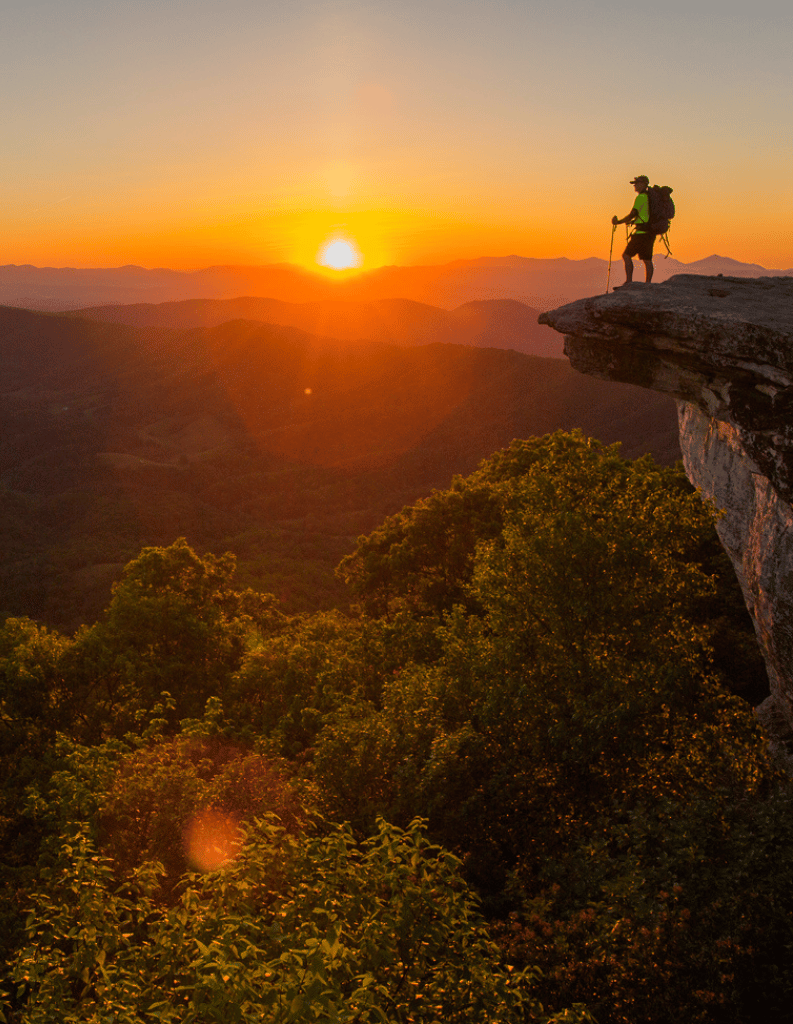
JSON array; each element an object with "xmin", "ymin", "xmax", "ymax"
[
  {"xmin": 320, "ymin": 433, "xmax": 768, "ymax": 865},
  {"xmin": 228, "ymin": 608, "xmax": 446, "ymax": 758},
  {"xmin": 338, "ymin": 433, "xmax": 764, "ymax": 697},
  {"xmin": 2, "ymin": 432, "xmax": 783, "ymax": 1023},
  {"xmin": 0, "ymin": 618, "xmax": 75, "ymax": 966},
  {"xmin": 337, "ymin": 477, "xmax": 502, "ymax": 617},
  {"xmin": 0, "ymin": 618, "xmax": 74, "ymax": 831},
  {"xmin": 98, "ymin": 726, "xmax": 307, "ymax": 891},
  {"xmin": 63, "ymin": 538, "xmax": 283, "ymax": 736},
  {"xmin": 494, "ymin": 781, "xmax": 793, "ymax": 1024}
]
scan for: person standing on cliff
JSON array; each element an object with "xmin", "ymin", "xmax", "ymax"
[{"xmin": 612, "ymin": 175, "xmax": 654, "ymax": 287}]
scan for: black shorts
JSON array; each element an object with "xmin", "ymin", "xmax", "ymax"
[{"xmin": 623, "ymin": 231, "xmax": 655, "ymax": 261}]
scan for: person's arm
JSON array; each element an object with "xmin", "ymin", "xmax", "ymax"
[
  {"xmin": 613, "ymin": 193, "xmax": 645, "ymax": 226},
  {"xmin": 612, "ymin": 208, "xmax": 638, "ymax": 226}
]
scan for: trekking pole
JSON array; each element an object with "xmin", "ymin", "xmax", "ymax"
[{"xmin": 605, "ymin": 222, "xmax": 617, "ymax": 294}]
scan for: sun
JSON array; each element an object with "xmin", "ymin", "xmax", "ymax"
[{"xmin": 317, "ymin": 237, "xmax": 362, "ymax": 271}]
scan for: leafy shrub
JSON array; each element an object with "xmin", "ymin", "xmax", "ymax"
[
  {"xmin": 8, "ymin": 814, "xmax": 589, "ymax": 1023},
  {"xmin": 99, "ymin": 730, "xmax": 307, "ymax": 891},
  {"xmin": 495, "ymin": 785, "xmax": 793, "ymax": 1024}
]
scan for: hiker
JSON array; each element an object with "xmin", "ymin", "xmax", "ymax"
[{"xmin": 612, "ymin": 175, "xmax": 654, "ymax": 286}]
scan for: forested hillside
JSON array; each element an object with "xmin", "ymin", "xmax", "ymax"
[
  {"xmin": 2, "ymin": 432, "xmax": 789, "ymax": 1024},
  {"xmin": 0, "ymin": 304, "xmax": 678, "ymax": 629}
]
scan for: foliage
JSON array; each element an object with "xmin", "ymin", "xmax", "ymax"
[
  {"xmin": 1, "ymin": 430, "xmax": 788, "ymax": 1023},
  {"xmin": 317, "ymin": 434, "xmax": 770, "ymax": 869},
  {"xmin": 98, "ymin": 730, "xmax": 307, "ymax": 891},
  {"xmin": 495, "ymin": 785, "xmax": 793, "ymax": 1023},
  {"xmin": 0, "ymin": 618, "xmax": 76, "ymax": 964},
  {"xmin": 311, "ymin": 432, "xmax": 789, "ymax": 1020},
  {"xmin": 8, "ymin": 807, "xmax": 588, "ymax": 1024},
  {"xmin": 337, "ymin": 478, "xmax": 502, "ymax": 617},
  {"xmin": 228, "ymin": 612, "xmax": 373, "ymax": 756},
  {"xmin": 0, "ymin": 618, "xmax": 74, "ymax": 835},
  {"xmin": 229, "ymin": 610, "xmax": 443, "ymax": 758},
  {"xmin": 338, "ymin": 433, "xmax": 765, "ymax": 692},
  {"xmin": 62, "ymin": 538, "xmax": 285, "ymax": 737}
]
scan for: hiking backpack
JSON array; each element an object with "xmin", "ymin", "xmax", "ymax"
[{"xmin": 646, "ymin": 185, "xmax": 675, "ymax": 235}]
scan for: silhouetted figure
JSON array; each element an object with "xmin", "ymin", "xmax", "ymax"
[{"xmin": 612, "ymin": 175, "xmax": 653, "ymax": 286}]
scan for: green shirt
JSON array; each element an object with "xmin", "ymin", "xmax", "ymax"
[{"xmin": 632, "ymin": 192, "xmax": 650, "ymax": 232}]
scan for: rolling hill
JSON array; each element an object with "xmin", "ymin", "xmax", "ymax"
[
  {"xmin": 0, "ymin": 304, "xmax": 678, "ymax": 628},
  {"xmin": 68, "ymin": 295, "xmax": 564, "ymax": 358}
]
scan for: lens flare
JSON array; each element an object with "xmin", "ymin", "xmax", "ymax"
[{"xmin": 184, "ymin": 809, "xmax": 242, "ymax": 872}]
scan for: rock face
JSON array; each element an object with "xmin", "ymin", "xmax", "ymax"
[{"xmin": 539, "ymin": 275, "xmax": 793, "ymax": 749}]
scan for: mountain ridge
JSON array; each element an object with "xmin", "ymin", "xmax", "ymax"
[
  {"xmin": 66, "ymin": 295, "xmax": 565, "ymax": 359},
  {"xmin": 2, "ymin": 254, "xmax": 789, "ymax": 312}
]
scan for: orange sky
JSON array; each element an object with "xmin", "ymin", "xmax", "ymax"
[{"xmin": 3, "ymin": 0, "xmax": 792, "ymax": 272}]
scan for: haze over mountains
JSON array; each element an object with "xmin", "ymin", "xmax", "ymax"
[
  {"xmin": 69, "ymin": 296, "xmax": 564, "ymax": 359},
  {"xmin": 2, "ymin": 254, "xmax": 789, "ymax": 312}
]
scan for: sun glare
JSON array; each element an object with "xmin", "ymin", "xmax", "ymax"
[{"xmin": 317, "ymin": 238, "xmax": 362, "ymax": 271}]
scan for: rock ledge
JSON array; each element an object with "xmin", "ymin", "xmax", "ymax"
[{"xmin": 540, "ymin": 274, "xmax": 793, "ymax": 742}]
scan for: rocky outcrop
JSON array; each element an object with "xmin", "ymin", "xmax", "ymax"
[{"xmin": 539, "ymin": 275, "xmax": 793, "ymax": 753}]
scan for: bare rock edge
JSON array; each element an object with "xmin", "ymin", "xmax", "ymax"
[{"xmin": 539, "ymin": 275, "xmax": 793, "ymax": 766}]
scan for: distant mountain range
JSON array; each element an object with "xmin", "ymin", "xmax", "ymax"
[
  {"xmin": 1, "ymin": 254, "xmax": 789, "ymax": 313},
  {"xmin": 68, "ymin": 296, "xmax": 565, "ymax": 359},
  {"xmin": 0, "ymin": 303, "xmax": 678, "ymax": 628}
]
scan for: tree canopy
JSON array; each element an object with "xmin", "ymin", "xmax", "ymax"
[{"xmin": 1, "ymin": 432, "xmax": 787, "ymax": 1024}]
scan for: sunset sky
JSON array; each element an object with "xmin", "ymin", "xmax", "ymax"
[{"xmin": 4, "ymin": 0, "xmax": 791, "ymax": 271}]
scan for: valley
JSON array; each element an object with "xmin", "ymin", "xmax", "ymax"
[{"xmin": 0, "ymin": 300, "xmax": 677, "ymax": 627}]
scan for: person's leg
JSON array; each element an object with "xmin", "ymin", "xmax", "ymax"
[
  {"xmin": 619, "ymin": 236, "xmax": 644, "ymax": 286},
  {"xmin": 638, "ymin": 234, "xmax": 655, "ymax": 282}
]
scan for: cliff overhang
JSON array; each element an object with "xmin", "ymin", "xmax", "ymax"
[
  {"xmin": 539, "ymin": 275, "xmax": 793, "ymax": 506},
  {"xmin": 540, "ymin": 274, "xmax": 793, "ymax": 760}
]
